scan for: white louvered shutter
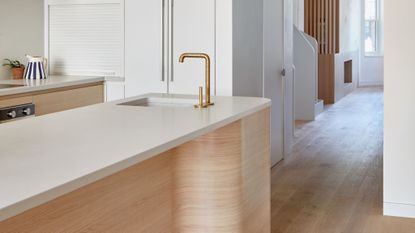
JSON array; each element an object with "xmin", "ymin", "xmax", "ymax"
[{"xmin": 47, "ymin": 1, "xmax": 123, "ymax": 77}]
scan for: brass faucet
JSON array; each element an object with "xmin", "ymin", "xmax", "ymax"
[{"xmin": 179, "ymin": 53, "xmax": 214, "ymax": 108}]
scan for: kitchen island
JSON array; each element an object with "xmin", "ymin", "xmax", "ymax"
[{"xmin": 0, "ymin": 93, "xmax": 271, "ymax": 233}]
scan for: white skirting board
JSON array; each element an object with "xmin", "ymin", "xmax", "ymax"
[
  {"xmin": 384, "ymin": 202, "xmax": 415, "ymax": 219},
  {"xmin": 314, "ymin": 99, "xmax": 324, "ymax": 117},
  {"xmin": 359, "ymin": 80, "xmax": 384, "ymax": 87}
]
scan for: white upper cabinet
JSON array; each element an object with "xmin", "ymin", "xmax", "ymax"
[
  {"xmin": 46, "ymin": 0, "xmax": 263, "ymax": 100},
  {"xmin": 46, "ymin": 0, "xmax": 126, "ymax": 101},
  {"xmin": 125, "ymin": 0, "xmax": 215, "ymax": 97},
  {"xmin": 169, "ymin": 0, "xmax": 216, "ymax": 96},
  {"xmin": 46, "ymin": 0, "xmax": 124, "ymax": 77},
  {"xmin": 124, "ymin": 0, "xmax": 167, "ymax": 98}
]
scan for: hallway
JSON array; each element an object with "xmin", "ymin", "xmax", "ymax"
[{"xmin": 271, "ymin": 88, "xmax": 415, "ymax": 233}]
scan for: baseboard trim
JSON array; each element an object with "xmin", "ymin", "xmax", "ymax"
[
  {"xmin": 314, "ymin": 99, "xmax": 324, "ymax": 117},
  {"xmin": 384, "ymin": 202, "xmax": 415, "ymax": 219},
  {"xmin": 359, "ymin": 80, "xmax": 384, "ymax": 87}
]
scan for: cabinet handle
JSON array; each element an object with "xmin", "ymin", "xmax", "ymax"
[
  {"xmin": 161, "ymin": 0, "xmax": 165, "ymax": 82},
  {"xmin": 169, "ymin": 0, "xmax": 174, "ymax": 82}
]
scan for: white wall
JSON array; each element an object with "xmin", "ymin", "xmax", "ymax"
[
  {"xmin": 334, "ymin": 50, "xmax": 359, "ymax": 101},
  {"xmin": 384, "ymin": 0, "xmax": 415, "ymax": 219},
  {"xmin": 0, "ymin": 0, "xmax": 44, "ymax": 80},
  {"xmin": 232, "ymin": 0, "xmax": 264, "ymax": 97},
  {"xmin": 360, "ymin": 56, "xmax": 384, "ymax": 86},
  {"xmin": 215, "ymin": 0, "xmax": 233, "ymax": 96},
  {"xmin": 339, "ymin": 0, "xmax": 383, "ymax": 87}
]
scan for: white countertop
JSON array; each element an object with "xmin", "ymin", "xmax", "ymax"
[
  {"xmin": 0, "ymin": 75, "xmax": 107, "ymax": 97},
  {"xmin": 0, "ymin": 93, "xmax": 270, "ymax": 221}
]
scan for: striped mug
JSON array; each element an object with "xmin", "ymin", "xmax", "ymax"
[{"xmin": 24, "ymin": 55, "xmax": 48, "ymax": 80}]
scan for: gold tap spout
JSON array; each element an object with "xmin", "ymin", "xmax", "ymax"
[{"xmin": 179, "ymin": 53, "xmax": 213, "ymax": 108}]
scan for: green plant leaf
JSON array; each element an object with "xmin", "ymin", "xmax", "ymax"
[{"xmin": 2, "ymin": 59, "xmax": 24, "ymax": 68}]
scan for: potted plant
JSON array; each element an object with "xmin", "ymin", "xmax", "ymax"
[{"xmin": 2, "ymin": 59, "xmax": 25, "ymax": 79}]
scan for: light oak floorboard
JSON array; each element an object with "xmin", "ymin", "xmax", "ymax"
[{"xmin": 271, "ymin": 87, "xmax": 415, "ymax": 233}]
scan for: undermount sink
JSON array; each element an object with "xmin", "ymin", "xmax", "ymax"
[
  {"xmin": 118, "ymin": 97, "xmax": 197, "ymax": 108},
  {"xmin": 0, "ymin": 84, "xmax": 25, "ymax": 89}
]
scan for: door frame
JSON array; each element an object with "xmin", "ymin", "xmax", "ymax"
[
  {"xmin": 263, "ymin": 0, "xmax": 294, "ymax": 167},
  {"xmin": 282, "ymin": 0, "xmax": 294, "ymax": 157}
]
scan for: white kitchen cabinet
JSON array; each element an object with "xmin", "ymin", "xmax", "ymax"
[
  {"xmin": 45, "ymin": 0, "xmax": 125, "ymax": 102},
  {"xmin": 124, "ymin": 0, "xmax": 167, "ymax": 98},
  {"xmin": 170, "ymin": 0, "xmax": 216, "ymax": 96},
  {"xmin": 45, "ymin": 0, "xmax": 263, "ymax": 99},
  {"xmin": 46, "ymin": 0, "xmax": 124, "ymax": 77},
  {"xmin": 124, "ymin": 0, "xmax": 216, "ymax": 97}
]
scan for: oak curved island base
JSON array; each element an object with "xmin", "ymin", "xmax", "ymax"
[{"xmin": 0, "ymin": 107, "xmax": 270, "ymax": 233}]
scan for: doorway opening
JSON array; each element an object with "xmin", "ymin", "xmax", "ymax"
[
  {"xmin": 271, "ymin": 0, "xmax": 388, "ymax": 231},
  {"xmin": 292, "ymin": 0, "xmax": 384, "ymax": 136}
]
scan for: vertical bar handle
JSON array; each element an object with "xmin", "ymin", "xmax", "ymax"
[
  {"xmin": 170, "ymin": 0, "xmax": 174, "ymax": 82},
  {"xmin": 161, "ymin": 0, "xmax": 165, "ymax": 82}
]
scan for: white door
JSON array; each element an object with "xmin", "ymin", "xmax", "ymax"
[
  {"xmin": 125, "ymin": 0, "xmax": 167, "ymax": 98},
  {"xmin": 169, "ymin": 0, "xmax": 216, "ymax": 96},
  {"xmin": 264, "ymin": 0, "xmax": 294, "ymax": 166}
]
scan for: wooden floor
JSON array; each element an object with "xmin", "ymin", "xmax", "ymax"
[{"xmin": 271, "ymin": 87, "xmax": 415, "ymax": 233}]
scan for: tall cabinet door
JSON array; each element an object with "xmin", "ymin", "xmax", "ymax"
[
  {"xmin": 125, "ymin": 0, "xmax": 168, "ymax": 97},
  {"xmin": 169, "ymin": 0, "xmax": 216, "ymax": 96}
]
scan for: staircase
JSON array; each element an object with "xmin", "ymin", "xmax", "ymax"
[{"xmin": 293, "ymin": 25, "xmax": 324, "ymax": 121}]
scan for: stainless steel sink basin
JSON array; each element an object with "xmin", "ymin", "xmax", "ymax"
[
  {"xmin": 119, "ymin": 97, "xmax": 196, "ymax": 108},
  {"xmin": 0, "ymin": 84, "xmax": 25, "ymax": 89}
]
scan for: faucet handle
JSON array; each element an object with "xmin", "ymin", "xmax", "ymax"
[{"xmin": 195, "ymin": 86, "xmax": 208, "ymax": 109}]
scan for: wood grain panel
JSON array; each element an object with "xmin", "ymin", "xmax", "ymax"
[
  {"xmin": 241, "ymin": 109, "xmax": 271, "ymax": 233},
  {"xmin": 0, "ymin": 152, "xmax": 174, "ymax": 233},
  {"xmin": 33, "ymin": 84, "xmax": 104, "ymax": 116},
  {"xmin": 335, "ymin": 0, "xmax": 340, "ymax": 53},
  {"xmin": 304, "ymin": 0, "xmax": 339, "ymax": 55},
  {"xmin": 327, "ymin": 0, "xmax": 334, "ymax": 52},
  {"xmin": 0, "ymin": 83, "xmax": 104, "ymax": 100},
  {"xmin": 0, "ymin": 96, "xmax": 32, "ymax": 108},
  {"xmin": 318, "ymin": 54, "xmax": 335, "ymax": 104},
  {"xmin": 173, "ymin": 121, "xmax": 243, "ymax": 233},
  {"xmin": 305, "ymin": 0, "xmax": 340, "ymax": 104},
  {"xmin": 317, "ymin": 0, "xmax": 321, "ymax": 52},
  {"xmin": 0, "ymin": 82, "xmax": 104, "ymax": 114},
  {"xmin": 313, "ymin": 0, "xmax": 316, "ymax": 37},
  {"xmin": 305, "ymin": 0, "xmax": 308, "ymax": 33},
  {"xmin": 173, "ymin": 109, "xmax": 271, "ymax": 233},
  {"xmin": 325, "ymin": 0, "xmax": 329, "ymax": 54}
]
